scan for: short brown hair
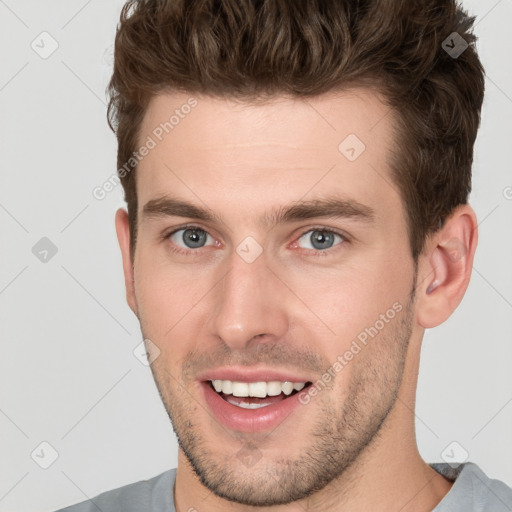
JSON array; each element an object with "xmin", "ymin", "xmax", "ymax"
[{"xmin": 107, "ymin": 0, "xmax": 485, "ymax": 261}]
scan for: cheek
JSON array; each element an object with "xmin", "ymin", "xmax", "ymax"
[
  {"xmin": 133, "ymin": 254, "xmax": 203, "ymax": 341},
  {"xmin": 286, "ymin": 258, "xmax": 412, "ymax": 356}
]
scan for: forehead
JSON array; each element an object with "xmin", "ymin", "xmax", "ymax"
[
  {"xmin": 135, "ymin": 89, "xmax": 401, "ymax": 224},
  {"xmin": 139, "ymin": 88, "xmax": 392, "ymax": 155}
]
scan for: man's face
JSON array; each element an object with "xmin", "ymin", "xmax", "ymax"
[{"xmin": 128, "ymin": 90, "xmax": 419, "ymax": 505}]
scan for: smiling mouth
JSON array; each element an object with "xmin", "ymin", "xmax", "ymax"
[{"xmin": 208, "ymin": 379, "xmax": 312, "ymax": 409}]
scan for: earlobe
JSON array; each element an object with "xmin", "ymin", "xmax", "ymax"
[
  {"xmin": 416, "ymin": 205, "xmax": 478, "ymax": 329},
  {"xmin": 114, "ymin": 208, "xmax": 138, "ymax": 317}
]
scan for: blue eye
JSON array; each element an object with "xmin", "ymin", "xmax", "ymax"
[
  {"xmin": 297, "ymin": 229, "xmax": 345, "ymax": 251},
  {"xmin": 164, "ymin": 225, "xmax": 347, "ymax": 257},
  {"xmin": 168, "ymin": 226, "xmax": 214, "ymax": 250}
]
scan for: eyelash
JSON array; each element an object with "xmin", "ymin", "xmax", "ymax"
[{"xmin": 162, "ymin": 224, "xmax": 349, "ymax": 258}]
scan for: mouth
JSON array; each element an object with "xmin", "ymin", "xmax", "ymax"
[
  {"xmin": 209, "ymin": 379, "xmax": 311, "ymax": 409},
  {"xmin": 200, "ymin": 377, "xmax": 313, "ymax": 433}
]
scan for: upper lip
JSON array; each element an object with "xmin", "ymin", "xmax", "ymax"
[{"xmin": 197, "ymin": 366, "xmax": 314, "ymax": 383}]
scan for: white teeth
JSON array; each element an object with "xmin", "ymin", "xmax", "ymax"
[
  {"xmin": 232, "ymin": 381, "xmax": 249, "ymax": 397},
  {"xmin": 266, "ymin": 381, "xmax": 282, "ymax": 396},
  {"xmin": 249, "ymin": 382, "xmax": 267, "ymax": 398},
  {"xmin": 281, "ymin": 381, "xmax": 294, "ymax": 395},
  {"xmin": 222, "ymin": 380, "xmax": 233, "ymax": 394},
  {"xmin": 211, "ymin": 379, "xmax": 307, "ymax": 398},
  {"xmin": 225, "ymin": 396, "xmax": 272, "ymax": 409}
]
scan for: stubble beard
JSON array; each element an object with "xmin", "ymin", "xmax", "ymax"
[{"xmin": 145, "ymin": 291, "xmax": 415, "ymax": 506}]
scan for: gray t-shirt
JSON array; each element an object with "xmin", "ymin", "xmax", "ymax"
[{"xmin": 56, "ymin": 462, "xmax": 512, "ymax": 511}]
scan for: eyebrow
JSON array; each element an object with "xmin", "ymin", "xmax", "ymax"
[{"xmin": 142, "ymin": 195, "xmax": 375, "ymax": 229}]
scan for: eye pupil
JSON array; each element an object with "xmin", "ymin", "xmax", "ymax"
[
  {"xmin": 310, "ymin": 230, "xmax": 335, "ymax": 250},
  {"xmin": 184, "ymin": 228, "xmax": 207, "ymax": 248},
  {"xmin": 173, "ymin": 228, "xmax": 340, "ymax": 253}
]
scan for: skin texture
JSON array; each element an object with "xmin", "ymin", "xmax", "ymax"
[{"xmin": 115, "ymin": 89, "xmax": 478, "ymax": 511}]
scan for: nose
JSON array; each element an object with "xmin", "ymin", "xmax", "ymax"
[{"xmin": 210, "ymin": 246, "xmax": 289, "ymax": 350}]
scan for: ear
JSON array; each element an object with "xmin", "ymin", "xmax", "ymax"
[
  {"xmin": 416, "ymin": 204, "xmax": 478, "ymax": 328},
  {"xmin": 115, "ymin": 208, "xmax": 138, "ymax": 317}
]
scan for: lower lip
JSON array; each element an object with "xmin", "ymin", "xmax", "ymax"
[{"xmin": 201, "ymin": 381, "xmax": 306, "ymax": 433}]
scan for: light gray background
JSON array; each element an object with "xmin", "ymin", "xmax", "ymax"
[{"xmin": 1, "ymin": 1, "xmax": 511, "ymax": 511}]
